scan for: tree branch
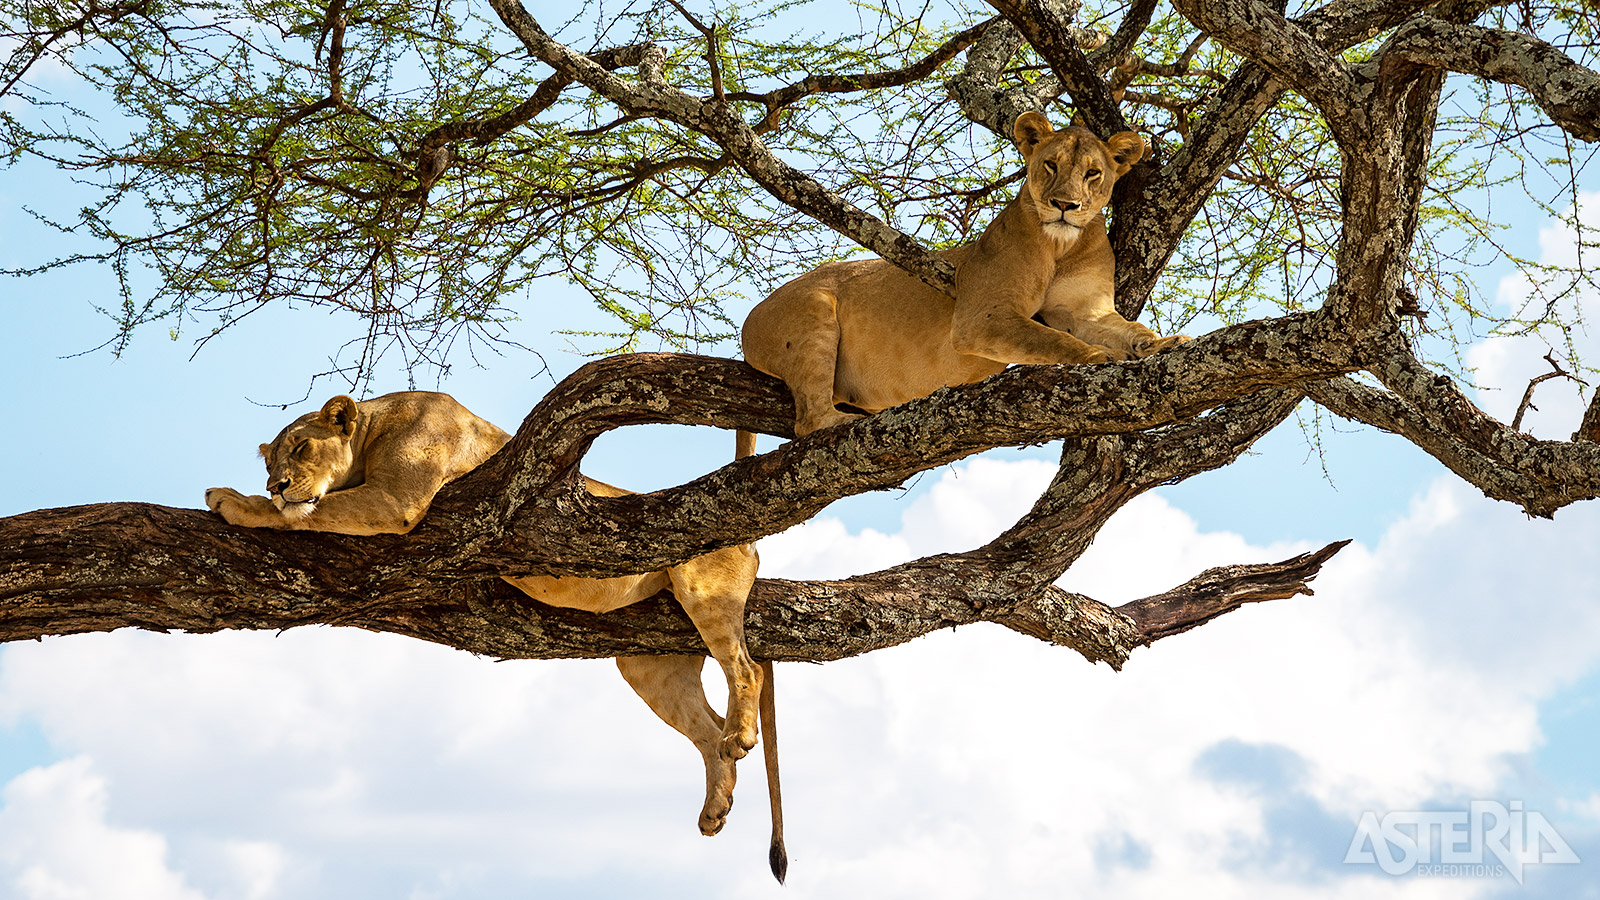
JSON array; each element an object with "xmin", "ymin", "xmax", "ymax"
[
  {"xmin": 1117, "ymin": 540, "xmax": 1350, "ymax": 641},
  {"xmin": 0, "ymin": 367, "xmax": 1339, "ymax": 673},
  {"xmin": 726, "ymin": 18, "xmax": 997, "ymax": 113},
  {"xmin": 1308, "ymin": 346, "xmax": 1600, "ymax": 518},
  {"xmin": 484, "ymin": 0, "xmax": 958, "ymax": 294},
  {"xmin": 1169, "ymin": 0, "xmax": 1365, "ymax": 145},
  {"xmin": 986, "ymin": 0, "xmax": 1128, "ymax": 136},
  {"xmin": 1383, "ymin": 15, "xmax": 1600, "ymax": 141}
]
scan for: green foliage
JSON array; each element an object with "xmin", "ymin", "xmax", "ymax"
[{"xmin": 1, "ymin": 0, "xmax": 1595, "ymax": 381}]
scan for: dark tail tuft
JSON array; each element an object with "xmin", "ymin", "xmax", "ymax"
[{"xmin": 770, "ymin": 838, "xmax": 788, "ymax": 884}]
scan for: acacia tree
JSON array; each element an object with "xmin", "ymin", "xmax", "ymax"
[{"xmin": 1, "ymin": 0, "xmax": 1597, "ymax": 678}]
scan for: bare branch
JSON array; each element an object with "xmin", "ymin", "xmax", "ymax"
[
  {"xmin": 1118, "ymin": 540, "xmax": 1351, "ymax": 641},
  {"xmin": 1512, "ymin": 352, "xmax": 1582, "ymax": 432},
  {"xmin": 1308, "ymin": 353, "xmax": 1600, "ymax": 518}
]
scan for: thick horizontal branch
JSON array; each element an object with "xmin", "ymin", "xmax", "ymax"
[
  {"xmin": 2, "ymin": 314, "xmax": 1364, "ymax": 640},
  {"xmin": 0, "ymin": 511, "xmax": 1336, "ymax": 671},
  {"xmin": 0, "ymin": 305, "xmax": 1376, "ymax": 673},
  {"xmin": 1383, "ymin": 16, "xmax": 1600, "ymax": 141},
  {"xmin": 459, "ymin": 312, "xmax": 1366, "ymax": 575}
]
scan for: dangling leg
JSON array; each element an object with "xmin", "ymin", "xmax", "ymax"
[
  {"xmin": 616, "ymin": 655, "xmax": 739, "ymax": 836},
  {"xmin": 668, "ymin": 543, "xmax": 762, "ymax": 760}
]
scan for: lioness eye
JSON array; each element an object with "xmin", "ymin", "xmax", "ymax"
[
  {"xmin": 1044, "ymin": 160, "xmax": 1057, "ymax": 173},
  {"xmin": 1086, "ymin": 168, "xmax": 1102, "ymax": 179},
  {"xmin": 293, "ymin": 441, "xmax": 308, "ymax": 458}
]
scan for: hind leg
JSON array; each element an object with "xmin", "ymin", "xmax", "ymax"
[
  {"xmin": 668, "ymin": 543, "xmax": 763, "ymax": 761},
  {"xmin": 616, "ymin": 655, "xmax": 740, "ymax": 836},
  {"xmin": 743, "ymin": 288, "xmax": 862, "ymax": 436}
]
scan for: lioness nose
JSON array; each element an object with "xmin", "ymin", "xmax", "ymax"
[
  {"xmin": 1053, "ymin": 199, "xmax": 1081, "ymax": 212},
  {"xmin": 269, "ymin": 477, "xmax": 290, "ymax": 494}
]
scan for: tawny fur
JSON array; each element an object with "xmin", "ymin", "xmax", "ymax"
[
  {"xmin": 206, "ymin": 392, "xmax": 786, "ymax": 877},
  {"xmin": 742, "ymin": 111, "xmax": 1190, "ymax": 437}
]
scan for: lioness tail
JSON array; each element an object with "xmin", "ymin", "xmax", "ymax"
[{"xmin": 760, "ymin": 659, "xmax": 786, "ymax": 883}]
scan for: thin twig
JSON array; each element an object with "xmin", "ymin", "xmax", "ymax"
[
  {"xmin": 666, "ymin": 0, "xmax": 723, "ymax": 101},
  {"xmin": 1512, "ymin": 351, "xmax": 1583, "ymax": 432}
]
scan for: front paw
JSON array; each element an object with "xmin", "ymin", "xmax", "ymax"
[
  {"xmin": 205, "ymin": 487, "xmax": 244, "ymax": 513},
  {"xmin": 1077, "ymin": 346, "xmax": 1112, "ymax": 364},
  {"xmin": 206, "ymin": 488, "xmax": 278, "ymax": 528},
  {"xmin": 795, "ymin": 408, "xmax": 866, "ymax": 437},
  {"xmin": 1135, "ymin": 334, "xmax": 1191, "ymax": 358}
]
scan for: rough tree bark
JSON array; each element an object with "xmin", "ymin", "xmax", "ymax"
[{"xmin": 3, "ymin": 0, "xmax": 1599, "ymax": 675}]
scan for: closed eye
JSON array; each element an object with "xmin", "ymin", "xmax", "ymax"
[{"xmin": 292, "ymin": 441, "xmax": 308, "ymax": 458}]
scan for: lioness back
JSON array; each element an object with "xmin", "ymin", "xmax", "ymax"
[{"xmin": 745, "ymin": 247, "xmax": 1003, "ymax": 415}]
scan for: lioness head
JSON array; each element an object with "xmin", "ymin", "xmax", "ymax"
[
  {"xmin": 1013, "ymin": 111, "xmax": 1146, "ymax": 245},
  {"xmin": 258, "ymin": 395, "xmax": 360, "ymax": 519}
]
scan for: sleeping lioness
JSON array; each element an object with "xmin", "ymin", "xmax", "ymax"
[
  {"xmin": 743, "ymin": 111, "xmax": 1189, "ymax": 436},
  {"xmin": 205, "ymin": 391, "xmax": 786, "ymax": 880}
]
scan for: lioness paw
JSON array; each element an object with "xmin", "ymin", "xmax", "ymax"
[
  {"xmin": 720, "ymin": 727, "xmax": 757, "ymax": 761},
  {"xmin": 795, "ymin": 408, "xmax": 865, "ymax": 437},
  {"xmin": 1136, "ymin": 334, "xmax": 1191, "ymax": 357},
  {"xmin": 700, "ymin": 792, "xmax": 733, "ymax": 836},
  {"xmin": 205, "ymin": 487, "xmax": 243, "ymax": 513}
]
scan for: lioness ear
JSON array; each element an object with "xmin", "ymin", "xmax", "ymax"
[
  {"xmin": 1013, "ymin": 111, "xmax": 1054, "ymax": 160},
  {"xmin": 258, "ymin": 443, "xmax": 271, "ymax": 460},
  {"xmin": 319, "ymin": 395, "xmax": 359, "ymax": 438},
  {"xmin": 1105, "ymin": 131, "xmax": 1147, "ymax": 175}
]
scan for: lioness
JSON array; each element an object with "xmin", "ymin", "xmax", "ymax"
[
  {"xmin": 743, "ymin": 111, "xmax": 1189, "ymax": 436},
  {"xmin": 205, "ymin": 392, "xmax": 786, "ymax": 880}
]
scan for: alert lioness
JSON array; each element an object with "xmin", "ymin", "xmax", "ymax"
[
  {"xmin": 205, "ymin": 392, "xmax": 786, "ymax": 880},
  {"xmin": 743, "ymin": 111, "xmax": 1189, "ymax": 436}
]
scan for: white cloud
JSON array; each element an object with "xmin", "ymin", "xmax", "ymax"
[{"xmin": 0, "ymin": 757, "xmax": 206, "ymax": 900}]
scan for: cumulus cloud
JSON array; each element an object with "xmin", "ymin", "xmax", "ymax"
[{"xmin": 0, "ymin": 756, "xmax": 206, "ymax": 900}]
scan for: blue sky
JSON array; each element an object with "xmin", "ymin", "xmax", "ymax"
[{"xmin": 2, "ymin": 18, "xmax": 1599, "ymax": 898}]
